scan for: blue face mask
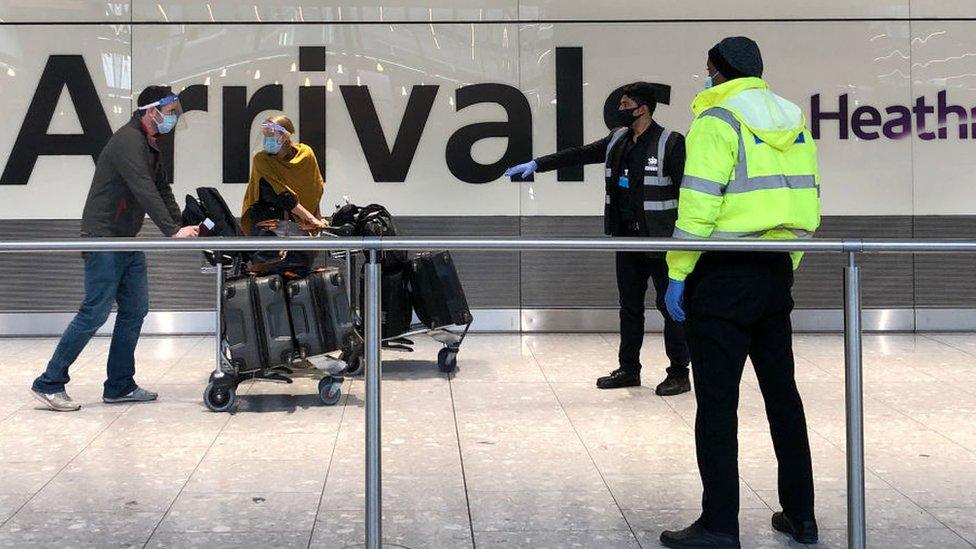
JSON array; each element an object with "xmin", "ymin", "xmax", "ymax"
[
  {"xmin": 704, "ymin": 75, "xmax": 714, "ymax": 90},
  {"xmin": 156, "ymin": 113, "xmax": 178, "ymax": 134},
  {"xmin": 263, "ymin": 135, "xmax": 283, "ymax": 155}
]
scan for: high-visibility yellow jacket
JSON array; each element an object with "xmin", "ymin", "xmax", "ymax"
[{"xmin": 666, "ymin": 77, "xmax": 821, "ymax": 281}]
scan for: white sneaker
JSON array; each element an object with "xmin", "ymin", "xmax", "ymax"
[
  {"xmin": 103, "ymin": 386, "xmax": 158, "ymax": 404},
  {"xmin": 30, "ymin": 389, "xmax": 81, "ymax": 412}
]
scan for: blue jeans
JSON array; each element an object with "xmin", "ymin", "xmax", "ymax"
[{"xmin": 32, "ymin": 252, "xmax": 149, "ymax": 399}]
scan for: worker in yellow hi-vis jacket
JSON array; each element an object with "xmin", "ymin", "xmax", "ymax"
[{"xmin": 660, "ymin": 36, "xmax": 821, "ymax": 549}]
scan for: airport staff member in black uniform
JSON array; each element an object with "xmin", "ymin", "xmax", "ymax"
[{"xmin": 505, "ymin": 82, "xmax": 691, "ymax": 395}]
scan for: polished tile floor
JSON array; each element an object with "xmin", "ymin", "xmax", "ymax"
[{"xmin": 0, "ymin": 333, "xmax": 974, "ymax": 548}]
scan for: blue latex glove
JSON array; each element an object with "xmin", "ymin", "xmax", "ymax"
[
  {"xmin": 504, "ymin": 160, "xmax": 537, "ymax": 180},
  {"xmin": 664, "ymin": 279, "xmax": 686, "ymax": 322}
]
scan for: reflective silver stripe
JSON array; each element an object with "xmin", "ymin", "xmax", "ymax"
[
  {"xmin": 726, "ymin": 174, "xmax": 817, "ymax": 194},
  {"xmin": 699, "ymin": 107, "xmax": 819, "ymax": 197},
  {"xmin": 644, "ymin": 199, "xmax": 678, "ymax": 211},
  {"xmin": 682, "ymin": 176, "xmax": 724, "ymax": 196},
  {"xmin": 644, "ymin": 176, "xmax": 672, "ymax": 186},
  {"xmin": 674, "ymin": 226, "xmax": 785, "ymax": 240},
  {"xmin": 700, "ymin": 107, "xmax": 740, "ymax": 131},
  {"xmin": 604, "ymin": 127, "xmax": 629, "ymax": 167},
  {"xmin": 605, "ymin": 168, "xmax": 612, "ymax": 177},
  {"xmin": 700, "ymin": 108, "xmax": 746, "ymax": 184},
  {"xmin": 650, "ymin": 128, "xmax": 671, "ymax": 188},
  {"xmin": 605, "ymin": 194, "xmax": 611, "ymax": 204},
  {"xmin": 657, "ymin": 128, "xmax": 670, "ymax": 179},
  {"xmin": 642, "ymin": 128, "xmax": 674, "ymax": 189},
  {"xmin": 673, "ymin": 227, "xmax": 703, "ymax": 239},
  {"xmin": 710, "ymin": 227, "xmax": 815, "ymax": 239},
  {"xmin": 711, "ymin": 229, "xmax": 767, "ymax": 238}
]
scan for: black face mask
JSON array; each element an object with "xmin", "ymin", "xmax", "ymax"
[{"xmin": 613, "ymin": 105, "xmax": 642, "ymax": 128}]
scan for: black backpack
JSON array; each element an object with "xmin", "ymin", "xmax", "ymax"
[
  {"xmin": 182, "ymin": 194, "xmax": 208, "ymax": 228},
  {"xmin": 185, "ymin": 187, "xmax": 248, "ymax": 266},
  {"xmin": 357, "ymin": 204, "xmax": 401, "ymax": 240},
  {"xmin": 334, "ymin": 203, "xmax": 406, "ymax": 268},
  {"xmin": 331, "ymin": 203, "xmax": 360, "ymax": 230},
  {"xmin": 197, "ymin": 187, "xmax": 245, "ymax": 238}
]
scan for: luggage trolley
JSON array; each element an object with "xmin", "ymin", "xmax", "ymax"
[
  {"xmin": 330, "ymin": 249, "xmax": 471, "ymax": 375},
  {"xmin": 201, "ymin": 253, "xmax": 351, "ymax": 413},
  {"xmin": 342, "ymin": 323, "xmax": 469, "ymax": 375}
]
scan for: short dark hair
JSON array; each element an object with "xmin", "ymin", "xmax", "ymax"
[
  {"xmin": 620, "ymin": 82, "xmax": 657, "ymax": 115},
  {"xmin": 137, "ymin": 85, "xmax": 173, "ymax": 109}
]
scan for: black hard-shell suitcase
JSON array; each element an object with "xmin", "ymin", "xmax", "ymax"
[
  {"xmin": 359, "ymin": 266, "xmax": 413, "ymax": 338},
  {"xmin": 222, "ymin": 274, "xmax": 296, "ymax": 372},
  {"xmin": 382, "ymin": 267, "xmax": 413, "ymax": 338},
  {"xmin": 408, "ymin": 251, "xmax": 473, "ymax": 329},
  {"xmin": 288, "ymin": 268, "xmax": 357, "ymax": 357}
]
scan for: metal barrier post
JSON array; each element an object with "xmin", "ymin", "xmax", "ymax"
[
  {"xmin": 364, "ymin": 249, "xmax": 382, "ymax": 549},
  {"xmin": 213, "ymin": 255, "xmax": 224, "ymax": 379},
  {"xmin": 344, "ymin": 249, "xmax": 354, "ymax": 304},
  {"xmin": 844, "ymin": 252, "xmax": 867, "ymax": 549}
]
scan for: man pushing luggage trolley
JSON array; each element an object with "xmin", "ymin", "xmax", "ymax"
[{"xmin": 30, "ymin": 85, "xmax": 200, "ymax": 412}]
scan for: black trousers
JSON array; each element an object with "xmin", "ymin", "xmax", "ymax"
[
  {"xmin": 615, "ymin": 250, "xmax": 690, "ymax": 376},
  {"xmin": 685, "ymin": 252, "xmax": 815, "ymax": 535}
]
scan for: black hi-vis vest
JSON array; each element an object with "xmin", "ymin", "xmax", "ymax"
[{"xmin": 603, "ymin": 125, "xmax": 678, "ymax": 237}]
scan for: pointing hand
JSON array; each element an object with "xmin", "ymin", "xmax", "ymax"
[{"xmin": 503, "ymin": 160, "xmax": 538, "ymax": 180}]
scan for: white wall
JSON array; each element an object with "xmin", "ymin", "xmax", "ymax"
[{"xmin": 0, "ymin": 1, "xmax": 973, "ymax": 218}]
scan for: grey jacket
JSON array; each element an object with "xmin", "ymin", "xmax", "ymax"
[{"xmin": 80, "ymin": 113, "xmax": 182, "ymax": 237}]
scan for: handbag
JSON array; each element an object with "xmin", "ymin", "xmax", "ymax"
[{"xmin": 247, "ymin": 218, "xmax": 320, "ymax": 278}]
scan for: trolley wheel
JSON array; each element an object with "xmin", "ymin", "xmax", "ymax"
[
  {"xmin": 437, "ymin": 347, "xmax": 458, "ymax": 373},
  {"xmin": 341, "ymin": 351, "xmax": 365, "ymax": 377},
  {"xmin": 203, "ymin": 382, "xmax": 237, "ymax": 413},
  {"xmin": 318, "ymin": 377, "xmax": 342, "ymax": 406}
]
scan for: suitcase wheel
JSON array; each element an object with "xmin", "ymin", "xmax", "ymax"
[
  {"xmin": 340, "ymin": 350, "xmax": 365, "ymax": 377},
  {"xmin": 318, "ymin": 377, "xmax": 342, "ymax": 406},
  {"xmin": 204, "ymin": 381, "xmax": 238, "ymax": 413},
  {"xmin": 437, "ymin": 347, "xmax": 458, "ymax": 374}
]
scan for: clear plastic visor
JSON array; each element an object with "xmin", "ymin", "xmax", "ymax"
[{"xmin": 138, "ymin": 94, "xmax": 186, "ymax": 130}]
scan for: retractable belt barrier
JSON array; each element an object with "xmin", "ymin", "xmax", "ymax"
[{"xmin": 6, "ymin": 235, "xmax": 973, "ymax": 549}]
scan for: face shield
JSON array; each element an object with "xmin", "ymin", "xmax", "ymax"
[
  {"xmin": 138, "ymin": 94, "xmax": 186, "ymax": 133},
  {"xmin": 256, "ymin": 120, "xmax": 293, "ymax": 156}
]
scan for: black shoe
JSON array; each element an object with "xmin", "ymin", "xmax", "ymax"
[
  {"xmin": 660, "ymin": 521, "xmax": 740, "ymax": 548},
  {"xmin": 655, "ymin": 372, "xmax": 691, "ymax": 396},
  {"xmin": 772, "ymin": 512, "xmax": 819, "ymax": 544},
  {"xmin": 596, "ymin": 368, "xmax": 640, "ymax": 389}
]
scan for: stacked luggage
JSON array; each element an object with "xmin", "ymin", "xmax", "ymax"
[
  {"xmin": 186, "ymin": 189, "xmax": 473, "ymax": 412},
  {"xmin": 332, "ymin": 203, "xmax": 473, "ymax": 374},
  {"xmin": 208, "ymin": 267, "xmax": 359, "ymax": 412},
  {"xmin": 184, "ymin": 188, "xmax": 360, "ymax": 413}
]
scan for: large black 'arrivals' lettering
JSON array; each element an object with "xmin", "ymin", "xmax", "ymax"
[
  {"xmin": 178, "ymin": 84, "xmax": 210, "ymax": 115},
  {"xmin": 555, "ymin": 47, "xmax": 584, "ymax": 182},
  {"xmin": 341, "ymin": 85, "xmax": 438, "ymax": 182},
  {"xmin": 222, "ymin": 85, "xmax": 283, "ymax": 183},
  {"xmin": 446, "ymin": 84, "xmax": 533, "ymax": 184},
  {"xmin": 299, "ymin": 86, "xmax": 328, "ymax": 176},
  {"xmin": 0, "ymin": 55, "xmax": 112, "ymax": 185},
  {"xmin": 298, "ymin": 46, "xmax": 328, "ymax": 176}
]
